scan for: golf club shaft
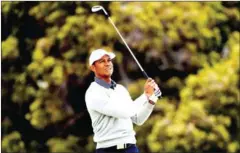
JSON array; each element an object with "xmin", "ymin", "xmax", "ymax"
[
  {"xmin": 108, "ymin": 17, "xmax": 149, "ymax": 79},
  {"xmin": 108, "ymin": 17, "xmax": 162, "ymax": 98}
]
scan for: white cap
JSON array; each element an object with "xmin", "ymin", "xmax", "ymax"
[{"xmin": 89, "ymin": 49, "xmax": 115, "ymax": 66}]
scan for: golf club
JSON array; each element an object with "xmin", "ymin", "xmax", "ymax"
[{"xmin": 91, "ymin": 5, "xmax": 162, "ymax": 98}]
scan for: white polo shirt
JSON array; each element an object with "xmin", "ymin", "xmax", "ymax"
[{"xmin": 85, "ymin": 77, "xmax": 155, "ymax": 149}]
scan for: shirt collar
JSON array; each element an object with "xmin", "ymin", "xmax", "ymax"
[{"xmin": 94, "ymin": 77, "xmax": 117, "ymax": 89}]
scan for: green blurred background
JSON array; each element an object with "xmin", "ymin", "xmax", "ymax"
[{"xmin": 1, "ymin": 1, "xmax": 240, "ymax": 153}]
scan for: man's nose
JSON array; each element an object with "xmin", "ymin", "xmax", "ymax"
[{"xmin": 105, "ymin": 61, "xmax": 111, "ymax": 66}]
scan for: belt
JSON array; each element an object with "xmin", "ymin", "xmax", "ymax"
[{"xmin": 99, "ymin": 143, "xmax": 134, "ymax": 151}]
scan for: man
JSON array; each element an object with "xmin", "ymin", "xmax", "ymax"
[{"xmin": 85, "ymin": 49, "xmax": 161, "ymax": 153}]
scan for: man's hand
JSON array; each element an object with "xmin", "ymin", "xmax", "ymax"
[
  {"xmin": 144, "ymin": 78, "xmax": 155, "ymax": 98},
  {"xmin": 144, "ymin": 78, "xmax": 161, "ymax": 104}
]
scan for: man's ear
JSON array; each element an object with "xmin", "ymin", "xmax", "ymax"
[{"xmin": 90, "ymin": 65, "xmax": 95, "ymax": 73}]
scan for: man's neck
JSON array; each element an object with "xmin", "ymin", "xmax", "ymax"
[{"xmin": 95, "ymin": 76, "xmax": 111, "ymax": 84}]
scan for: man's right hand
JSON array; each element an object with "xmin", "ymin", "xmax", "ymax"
[
  {"xmin": 144, "ymin": 78, "xmax": 162, "ymax": 104},
  {"xmin": 144, "ymin": 78, "xmax": 157, "ymax": 98}
]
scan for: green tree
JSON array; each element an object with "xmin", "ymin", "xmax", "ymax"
[
  {"xmin": 46, "ymin": 135, "xmax": 82, "ymax": 153},
  {"xmin": 2, "ymin": 131, "xmax": 26, "ymax": 153}
]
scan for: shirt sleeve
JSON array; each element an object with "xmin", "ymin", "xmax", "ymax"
[
  {"xmin": 130, "ymin": 102, "xmax": 154, "ymax": 126},
  {"xmin": 119, "ymin": 85, "xmax": 155, "ymax": 125},
  {"xmin": 119, "ymin": 86, "xmax": 155, "ymax": 125},
  {"xmin": 85, "ymin": 87, "xmax": 147, "ymax": 119}
]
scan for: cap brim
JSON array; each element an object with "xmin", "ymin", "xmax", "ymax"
[{"xmin": 107, "ymin": 52, "xmax": 115, "ymax": 59}]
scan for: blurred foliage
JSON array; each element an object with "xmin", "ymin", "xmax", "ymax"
[
  {"xmin": 2, "ymin": 131, "xmax": 26, "ymax": 153},
  {"xmin": 134, "ymin": 32, "xmax": 240, "ymax": 153},
  {"xmin": 46, "ymin": 135, "xmax": 82, "ymax": 152},
  {"xmin": 2, "ymin": 36, "xmax": 19, "ymax": 60},
  {"xmin": 25, "ymin": 97, "xmax": 74, "ymax": 129},
  {"xmin": 1, "ymin": 1, "xmax": 240, "ymax": 153}
]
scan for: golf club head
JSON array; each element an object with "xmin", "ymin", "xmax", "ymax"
[
  {"xmin": 91, "ymin": 6, "xmax": 102, "ymax": 12},
  {"xmin": 91, "ymin": 5, "xmax": 108, "ymax": 16}
]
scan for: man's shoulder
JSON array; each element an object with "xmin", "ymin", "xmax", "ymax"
[
  {"xmin": 116, "ymin": 84, "xmax": 128, "ymax": 92},
  {"xmin": 116, "ymin": 83, "xmax": 124, "ymax": 88},
  {"xmin": 85, "ymin": 82, "xmax": 105, "ymax": 95},
  {"xmin": 86, "ymin": 82, "xmax": 97, "ymax": 92}
]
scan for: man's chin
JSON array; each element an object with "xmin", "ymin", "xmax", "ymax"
[{"xmin": 103, "ymin": 73, "xmax": 112, "ymax": 77}]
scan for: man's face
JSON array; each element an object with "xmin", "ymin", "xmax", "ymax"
[{"xmin": 91, "ymin": 55, "xmax": 113, "ymax": 78}]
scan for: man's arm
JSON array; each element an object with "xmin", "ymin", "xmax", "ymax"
[
  {"xmin": 118, "ymin": 83, "xmax": 158, "ymax": 125},
  {"xmin": 85, "ymin": 88, "xmax": 146, "ymax": 119},
  {"xmin": 130, "ymin": 78, "xmax": 160, "ymax": 125},
  {"xmin": 85, "ymin": 78, "xmax": 159, "ymax": 120},
  {"xmin": 130, "ymin": 101, "xmax": 155, "ymax": 125}
]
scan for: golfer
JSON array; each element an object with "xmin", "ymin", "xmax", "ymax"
[{"xmin": 85, "ymin": 49, "xmax": 161, "ymax": 153}]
